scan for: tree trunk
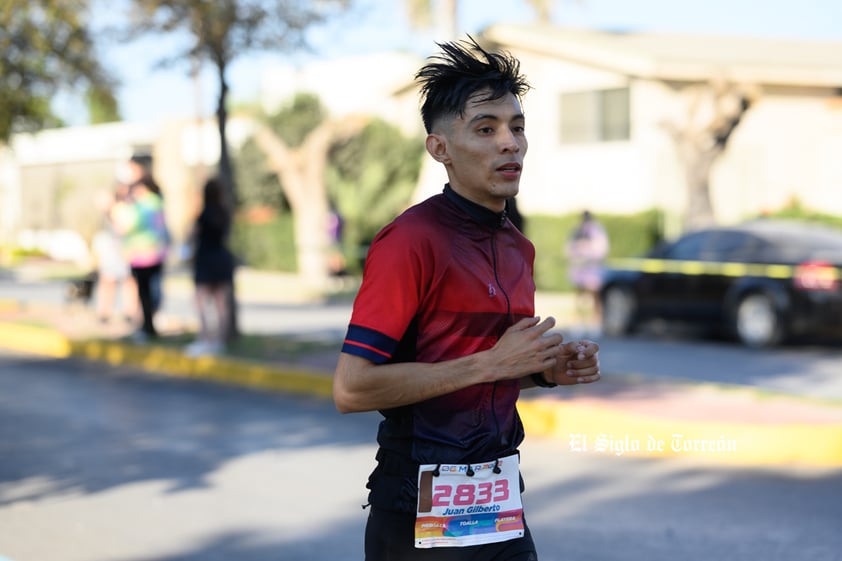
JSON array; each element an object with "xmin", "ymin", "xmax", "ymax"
[
  {"xmin": 254, "ymin": 125, "xmax": 332, "ymax": 287},
  {"xmin": 666, "ymin": 83, "xmax": 754, "ymax": 232},
  {"xmin": 681, "ymin": 152, "xmax": 718, "ymax": 231},
  {"xmin": 280, "ymin": 155, "xmax": 332, "ymax": 285},
  {"xmin": 215, "ymin": 62, "xmax": 235, "ymax": 203},
  {"xmin": 292, "ymin": 188, "xmax": 331, "ymax": 283},
  {"xmin": 253, "ymin": 117, "xmax": 368, "ymax": 287},
  {"xmin": 214, "ymin": 59, "xmax": 239, "ymax": 341}
]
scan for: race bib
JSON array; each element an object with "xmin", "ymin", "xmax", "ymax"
[{"xmin": 414, "ymin": 454, "xmax": 524, "ymax": 548}]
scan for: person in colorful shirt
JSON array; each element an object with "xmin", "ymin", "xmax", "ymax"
[
  {"xmin": 333, "ymin": 38, "xmax": 602, "ymax": 560},
  {"xmin": 110, "ymin": 158, "xmax": 170, "ymax": 340}
]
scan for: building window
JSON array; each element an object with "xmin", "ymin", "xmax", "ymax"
[{"xmin": 560, "ymin": 87, "xmax": 630, "ymax": 143}]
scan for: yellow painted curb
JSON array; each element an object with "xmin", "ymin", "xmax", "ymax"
[
  {"xmin": 0, "ymin": 321, "xmax": 71, "ymax": 358},
  {"xmin": 518, "ymin": 399, "xmax": 842, "ymax": 468},
  {"xmin": 71, "ymin": 339, "xmax": 335, "ymax": 398},
  {"xmin": 0, "ymin": 321, "xmax": 333, "ymax": 399}
]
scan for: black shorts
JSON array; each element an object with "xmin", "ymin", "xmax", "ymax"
[{"xmin": 364, "ymin": 506, "xmax": 538, "ymax": 561}]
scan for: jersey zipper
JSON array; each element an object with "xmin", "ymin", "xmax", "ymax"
[{"xmin": 489, "ymin": 229, "xmax": 512, "ymax": 447}]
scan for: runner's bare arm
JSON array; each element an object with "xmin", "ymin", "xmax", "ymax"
[{"xmin": 334, "ymin": 316, "xmax": 564, "ymax": 413}]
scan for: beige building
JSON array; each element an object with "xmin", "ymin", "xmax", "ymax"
[{"xmin": 467, "ymin": 25, "xmax": 842, "ymax": 233}]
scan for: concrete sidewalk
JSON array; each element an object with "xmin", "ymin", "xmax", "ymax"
[{"xmin": 1, "ymin": 267, "xmax": 841, "ymax": 469}]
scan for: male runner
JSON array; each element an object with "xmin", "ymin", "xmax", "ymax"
[{"xmin": 334, "ymin": 37, "xmax": 602, "ymax": 560}]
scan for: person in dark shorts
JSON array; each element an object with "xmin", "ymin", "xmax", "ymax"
[
  {"xmin": 333, "ymin": 37, "xmax": 602, "ymax": 560},
  {"xmin": 185, "ymin": 177, "xmax": 235, "ymax": 357}
]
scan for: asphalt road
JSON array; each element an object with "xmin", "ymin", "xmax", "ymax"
[
  {"xmin": 598, "ymin": 333, "xmax": 842, "ymax": 401},
  {"xmin": 2, "ymin": 350, "xmax": 841, "ymax": 561}
]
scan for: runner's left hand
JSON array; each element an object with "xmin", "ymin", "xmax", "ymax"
[{"xmin": 547, "ymin": 340, "xmax": 600, "ymax": 386}]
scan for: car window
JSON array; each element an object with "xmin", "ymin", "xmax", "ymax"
[
  {"xmin": 704, "ymin": 232, "xmax": 762, "ymax": 262},
  {"xmin": 763, "ymin": 233, "xmax": 842, "ymax": 262},
  {"xmin": 661, "ymin": 223, "xmax": 842, "ymax": 265},
  {"xmin": 741, "ymin": 221, "xmax": 842, "ymax": 263},
  {"xmin": 665, "ymin": 232, "xmax": 708, "ymax": 260}
]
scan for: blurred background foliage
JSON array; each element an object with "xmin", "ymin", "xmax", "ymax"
[
  {"xmin": 327, "ymin": 118, "xmax": 425, "ymax": 271},
  {"xmin": 229, "ymin": 214, "xmax": 296, "ymax": 272},
  {"xmin": 231, "ymin": 92, "xmax": 423, "ymax": 275},
  {"xmin": 0, "ymin": 0, "xmax": 119, "ymax": 140},
  {"xmin": 760, "ymin": 197, "xmax": 842, "ymax": 229}
]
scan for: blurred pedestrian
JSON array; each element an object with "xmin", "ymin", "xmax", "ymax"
[
  {"xmin": 566, "ymin": 209, "xmax": 609, "ymax": 334},
  {"xmin": 327, "ymin": 206, "xmax": 346, "ymax": 276},
  {"xmin": 184, "ymin": 177, "xmax": 236, "ymax": 357},
  {"xmin": 110, "ymin": 158, "xmax": 170, "ymax": 341},
  {"xmin": 92, "ymin": 185, "xmax": 137, "ymax": 326}
]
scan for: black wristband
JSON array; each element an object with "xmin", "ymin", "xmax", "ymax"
[{"xmin": 531, "ymin": 372, "xmax": 557, "ymax": 388}]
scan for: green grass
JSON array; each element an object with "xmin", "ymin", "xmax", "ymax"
[
  {"xmin": 225, "ymin": 333, "xmax": 340, "ymax": 363},
  {"xmin": 114, "ymin": 330, "xmax": 340, "ymax": 364}
]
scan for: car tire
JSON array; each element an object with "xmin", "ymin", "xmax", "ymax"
[
  {"xmin": 733, "ymin": 292, "xmax": 783, "ymax": 348},
  {"xmin": 602, "ymin": 286, "xmax": 637, "ymax": 336}
]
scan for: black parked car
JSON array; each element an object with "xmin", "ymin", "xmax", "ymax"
[{"xmin": 599, "ymin": 219, "xmax": 842, "ymax": 347}]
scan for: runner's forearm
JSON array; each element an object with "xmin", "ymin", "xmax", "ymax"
[{"xmin": 334, "ymin": 352, "xmax": 497, "ymax": 413}]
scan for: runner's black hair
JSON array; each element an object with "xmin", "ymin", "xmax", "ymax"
[{"xmin": 415, "ymin": 35, "xmax": 531, "ymax": 134}]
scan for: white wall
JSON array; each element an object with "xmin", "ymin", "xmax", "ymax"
[
  {"xmin": 514, "ymin": 53, "xmax": 660, "ymax": 216},
  {"xmin": 0, "ymin": 148, "xmax": 22, "ymax": 245},
  {"xmin": 492, "ymin": 47, "xmax": 842, "ymax": 227},
  {"xmin": 714, "ymin": 91, "xmax": 842, "ymax": 221}
]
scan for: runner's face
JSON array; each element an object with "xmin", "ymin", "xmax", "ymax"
[{"xmin": 428, "ymin": 91, "xmax": 527, "ymax": 212}]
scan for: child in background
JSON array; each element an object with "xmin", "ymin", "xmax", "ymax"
[{"xmin": 92, "ymin": 186, "xmax": 137, "ymax": 326}]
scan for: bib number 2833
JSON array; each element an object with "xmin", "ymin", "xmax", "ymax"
[{"xmin": 414, "ymin": 454, "xmax": 524, "ymax": 549}]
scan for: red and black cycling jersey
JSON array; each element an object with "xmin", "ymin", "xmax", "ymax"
[{"xmin": 341, "ymin": 185, "xmax": 536, "ymax": 513}]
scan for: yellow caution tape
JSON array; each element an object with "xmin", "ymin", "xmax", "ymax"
[{"xmin": 608, "ymin": 258, "xmax": 808, "ymax": 280}]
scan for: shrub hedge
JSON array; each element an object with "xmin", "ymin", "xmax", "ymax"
[
  {"xmin": 230, "ymin": 209, "xmax": 665, "ymax": 292},
  {"xmin": 229, "ymin": 214, "xmax": 297, "ymax": 273},
  {"xmin": 230, "ymin": 205, "xmax": 842, "ymax": 293}
]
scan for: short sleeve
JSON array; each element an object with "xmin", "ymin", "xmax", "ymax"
[{"xmin": 341, "ymin": 219, "xmax": 427, "ymax": 363}]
